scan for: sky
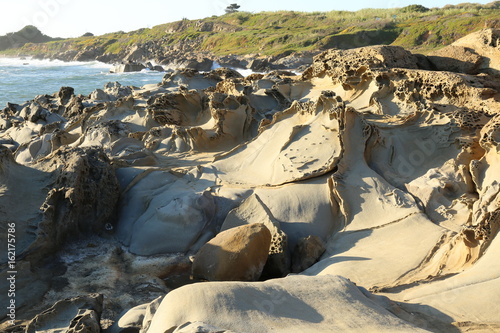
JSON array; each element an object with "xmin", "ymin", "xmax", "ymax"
[{"xmin": 0, "ymin": 0, "xmax": 495, "ymax": 38}]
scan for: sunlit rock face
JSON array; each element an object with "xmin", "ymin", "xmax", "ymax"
[{"xmin": 1, "ymin": 30, "xmax": 500, "ymax": 333}]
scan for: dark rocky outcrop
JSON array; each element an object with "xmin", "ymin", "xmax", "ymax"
[
  {"xmin": 25, "ymin": 294, "xmax": 103, "ymax": 333},
  {"xmin": 110, "ymin": 62, "xmax": 146, "ymax": 73},
  {"xmin": 291, "ymin": 235, "xmax": 326, "ymax": 273}
]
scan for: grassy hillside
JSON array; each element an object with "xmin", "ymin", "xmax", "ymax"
[{"xmin": 2, "ymin": 1, "xmax": 499, "ymax": 58}]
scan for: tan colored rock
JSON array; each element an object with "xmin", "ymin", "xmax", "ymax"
[
  {"xmin": 146, "ymin": 275, "xmax": 431, "ymax": 333},
  {"xmin": 108, "ymin": 303, "xmax": 147, "ymax": 333},
  {"xmin": 192, "ymin": 223, "xmax": 272, "ymax": 281},
  {"xmin": 220, "ymin": 194, "xmax": 280, "ymax": 233},
  {"xmin": 302, "ymin": 45, "xmax": 419, "ymax": 82},
  {"xmin": 424, "ymin": 29, "xmax": 500, "ymax": 76},
  {"xmin": 428, "ymin": 45, "xmax": 484, "ymax": 74},
  {"xmin": 302, "ymin": 111, "xmax": 447, "ymax": 289},
  {"xmin": 221, "ymin": 194, "xmax": 291, "ymax": 279},
  {"xmin": 451, "ymin": 28, "xmax": 500, "ymax": 75},
  {"xmin": 212, "ymin": 94, "xmax": 345, "ymax": 186},
  {"xmin": 140, "ymin": 296, "xmax": 164, "ymax": 333},
  {"xmin": 299, "ymin": 43, "xmax": 499, "ymax": 117},
  {"xmin": 426, "ymin": 29, "xmax": 500, "ymax": 75},
  {"xmin": 124, "ymin": 45, "xmax": 147, "ymax": 62}
]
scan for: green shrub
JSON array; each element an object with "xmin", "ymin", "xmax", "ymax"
[{"xmin": 400, "ymin": 4, "xmax": 430, "ymax": 13}]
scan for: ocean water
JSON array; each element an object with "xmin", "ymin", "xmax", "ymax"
[{"xmin": 0, "ymin": 57, "xmax": 166, "ymax": 107}]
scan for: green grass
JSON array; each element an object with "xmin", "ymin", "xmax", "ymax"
[
  {"xmin": 392, "ymin": 11, "xmax": 500, "ymax": 52},
  {"xmin": 1, "ymin": 1, "xmax": 499, "ymax": 58}
]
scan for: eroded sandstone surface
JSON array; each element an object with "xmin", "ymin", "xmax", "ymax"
[{"xmin": 1, "ymin": 29, "xmax": 499, "ymax": 333}]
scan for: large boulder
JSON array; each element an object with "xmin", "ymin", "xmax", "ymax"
[
  {"xmin": 146, "ymin": 275, "xmax": 430, "ymax": 333},
  {"xmin": 110, "ymin": 62, "xmax": 146, "ymax": 73},
  {"xmin": 192, "ymin": 223, "xmax": 272, "ymax": 281},
  {"xmin": 108, "ymin": 303, "xmax": 147, "ymax": 333},
  {"xmin": 55, "ymin": 86, "xmax": 75, "ymax": 105},
  {"xmin": 221, "ymin": 194, "xmax": 291, "ymax": 279}
]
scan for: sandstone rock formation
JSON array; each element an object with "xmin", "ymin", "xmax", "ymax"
[
  {"xmin": 221, "ymin": 194, "xmax": 291, "ymax": 278},
  {"xmin": 108, "ymin": 302, "xmax": 148, "ymax": 333},
  {"xmin": 1, "ymin": 29, "xmax": 500, "ymax": 333},
  {"xmin": 192, "ymin": 223, "xmax": 272, "ymax": 281},
  {"xmin": 147, "ymin": 275, "xmax": 430, "ymax": 333},
  {"xmin": 428, "ymin": 28, "xmax": 500, "ymax": 75}
]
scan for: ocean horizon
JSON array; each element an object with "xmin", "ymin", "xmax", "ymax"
[{"xmin": 0, "ymin": 57, "xmax": 167, "ymax": 107}]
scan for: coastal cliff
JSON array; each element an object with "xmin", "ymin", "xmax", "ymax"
[{"xmin": 1, "ymin": 2, "xmax": 499, "ymax": 72}]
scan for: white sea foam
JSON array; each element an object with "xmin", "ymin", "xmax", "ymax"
[
  {"xmin": 0, "ymin": 56, "xmax": 109, "ymax": 69},
  {"xmin": 235, "ymin": 68, "xmax": 257, "ymax": 77},
  {"xmin": 211, "ymin": 61, "xmax": 222, "ymax": 70},
  {"xmin": 0, "ymin": 57, "xmax": 266, "ymax": 106},
  {"xmin": 0, "ymin": 58, "xmax": 164, "ymax": 106},
  {"xmin": 207, "ymin": 61, "xmax": 256, "ymax": 78}
]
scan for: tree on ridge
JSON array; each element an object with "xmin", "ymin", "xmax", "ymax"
[{"xmin": 225, "ymin": 3, "xmax": 240, "ymax": 14}]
